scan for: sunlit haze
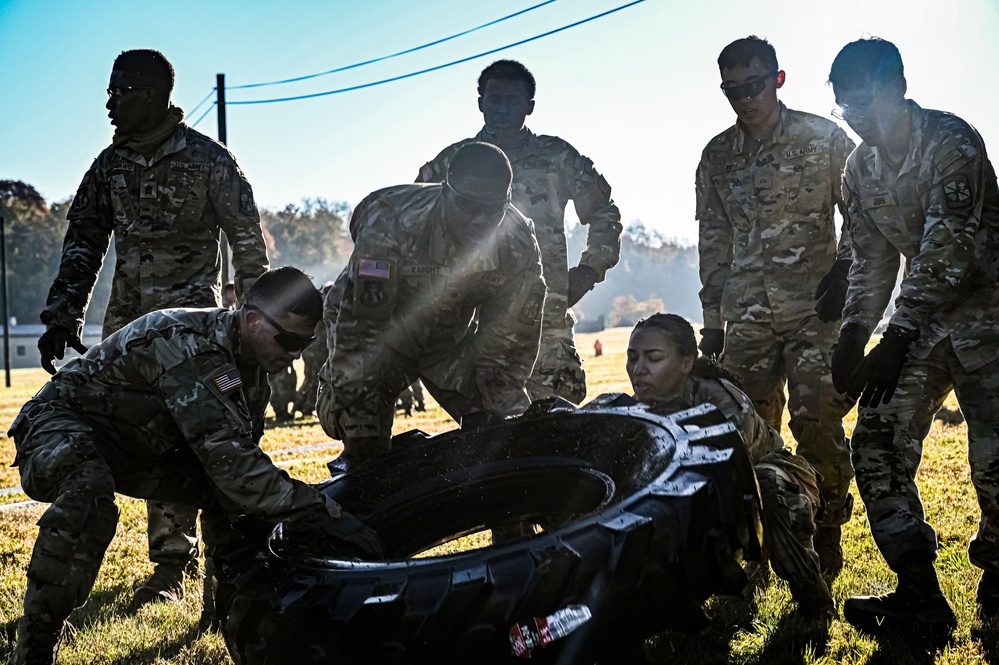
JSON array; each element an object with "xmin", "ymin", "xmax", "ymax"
[{"xmin": 2, "ymin": 0, "xmax": 997, "ymax": 244}]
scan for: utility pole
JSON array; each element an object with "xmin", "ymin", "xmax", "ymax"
[
  {"xmin": 1, "ymin": 214, "xmax": 10, "ymax": 387},
  {"xmin": 216, "ymin": 73, "xmax": 231, "ymax": 287}
]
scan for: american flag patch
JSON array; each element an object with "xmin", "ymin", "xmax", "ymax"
[
  {"xmin": 214, "ymin": 368, "xmax": 242, "ymax": 393},
  {"xmin": 358, "ymin": 259, "xmax": 391, "ymax": 280}
]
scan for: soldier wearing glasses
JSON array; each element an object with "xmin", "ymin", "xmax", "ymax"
[
  {"xmin": 695, "ymin": 36, "xmax": 856, "ymax": 572},
  {"xmin": 829, "ymin": 37, "xmax": 999, "ymax": 635},
  {"xmin": 36, "ymin": 50, "xmax": 268, "ymax": 611},
  {"xmin": 317, "ymin": 142, "xmax": 546, "ymax": 466},
  {"xmin": 9, "ymin": 268, "xmax": 381, "ymax": 664}
]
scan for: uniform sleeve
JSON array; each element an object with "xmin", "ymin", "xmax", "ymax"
[
  {"xmin": 209, "ymin": 150, "xmax": 269, "ymax": 303},
  {"xmin": 415, "ymin": 150, "xmax": 450, "ymax": 184},
  {"xmin": 890, "ymin": 126, "xmax": 991, "ymax": 332},
  {"xmin": 40, "ymin": 161, "xmax": 114, "ymax": 337},
  {"xmin": 473, "ymin": 230, "xmax": 546, "ymax": 415},
  {"xmin": 831, "ymin": 128, "xmax": 857, "ymax": 261},
  {"xmin": 154, "ymin": 351, "xmax": 326, "ymax": 522},
  {"xmin": 695, "ymin": 154, "xmax": 733, "ymax": 329},
  {"xmin": 841, "ymin": 172, "xmax": 900, "ymax": 332},
  {"xmin": 568, "ymin": 151, "xmax": 622, "ymax": 281},
  {"xmin": 326, "ymin": 200, "xmax": 404, "ymax": 438}
]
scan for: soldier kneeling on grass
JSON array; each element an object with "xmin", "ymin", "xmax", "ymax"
[{"xmin": 7, "ymin": 267, "xmax": 382, "ymax": 665}]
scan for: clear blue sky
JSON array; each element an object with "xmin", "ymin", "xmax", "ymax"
[{"xmin": 2, "ymin": 0, "xmax": 998, "ymax": 244}]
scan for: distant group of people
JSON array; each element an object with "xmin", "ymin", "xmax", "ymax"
[{"xmin": 6, "ymin": 29, "xmax": 999, "ymax": 665}]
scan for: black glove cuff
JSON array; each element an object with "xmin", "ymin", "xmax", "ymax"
[
  {"xmin": 839, "ymin": 322, "xmax": 871, "ymax": 345},
  {"xmin": 881, "ymin": 324, "xmax": 918, "ymax": 352}
]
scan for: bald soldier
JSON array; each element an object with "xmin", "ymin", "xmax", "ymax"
[
  {"xmin": 36, "ymin": 49, "xmax": 269, "ymax": 609},
  {"xmin": 417, "ymin": 59, "xmax": 621, "ymax": 405},
  {"xmin": 9, "ymin": 268, "xmax": 380, "ymax": 665},
  {"xmin": 318, "ymin": 142, "xmax": 546, "ymax": 465}
]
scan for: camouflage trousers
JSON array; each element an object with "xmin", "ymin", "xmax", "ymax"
[
  {"xmin": 269, "ymin": 364, "xmax": 298, "ymax": 419},
  {"xmin": 397, "ymin": 380, "xmax": 426, "ymax": 412},
  {"xmin": 146, "ymin": 501, "xmax": 199, "ymax": 567},
  {"xmin": 10, "ymin": 403, "xmax": 234, "ymax": 637},
  {"xmin": 723, "ymin": 315, "xmax": 855, "ymax": 525},
  {"xmin": 756, "ymin": 450, "xmax": 824, "ymax": 586},
  {"xmin": 296, "ymin": 349, "xmax": 325, "ymax": 416},
  {"xmin": 526, "ymin": 313, "xmax": 586, "ymax": 405},
  {"xmin": 852, "ymin": 338, "xmax": 999, "ymax": 574}
]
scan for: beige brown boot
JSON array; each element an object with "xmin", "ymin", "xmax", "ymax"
[{"xmin": 131, "ymin": 562, "xmax": 186, "ymax": 609}]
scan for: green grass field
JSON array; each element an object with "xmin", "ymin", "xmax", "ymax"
[{"xmin": 0, "ymin": 327, "xmax": 996, "ymax": 664}]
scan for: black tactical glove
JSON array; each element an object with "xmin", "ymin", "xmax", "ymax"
[
  {"xmin": 814, "ymin": 259, "xmax": 851, "ymax": 323},
  {"xmin": 830, "ymin": 322, "xmax": 870, "ymax": 394},
  {"xmin": 698, "ymin": 327, "xmax": 725, "ymax": 359},
  {"xmin": 320, "ymin": 509, "xmax": 385, "ymax": 559},
  {"xmin": 286, "ymin": 506, "xmax": 385, "ymax": 560},
  {"xmin": 567, "ymin": 265, "xmax": 599, "ymax": 307},
  {"xmin": 37, "ymin": 324, "xmax": 88, "ymax": 375},
  {"xmin": 848, "ymin": 324, "xmax": 917, "ymax": 408}
]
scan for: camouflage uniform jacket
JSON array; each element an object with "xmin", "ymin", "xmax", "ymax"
[
  {"xmin": 42, "ymin": 122, "xmax": 269, "ymax": 338},
  {"xmin": 417, "ymin": 128, "xmax": 621, "ymax": 331},
  {"xmin": 697, "ymin": 103, "xmax": 855, "ymax": 328},
  {"xmin": 11, "ymin": 308, "xmax": 329, "ymax": 523},
  {"xmin": 323, "ymin": 184, "xmax": 546, "ymax": 435},
  {"xmin": 843, "ymin": 100, "xmax": 999, "ymax": 371}
]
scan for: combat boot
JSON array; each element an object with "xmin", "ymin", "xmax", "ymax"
[
  {"xmin": 788, "ymin": 575, "xmax": 836, "ymax": 621},
  {"xmin": 843, "ymin": 557, "xmax": 956, "ymax": 636},
  {"xmin": 977, "ymin": 570, "xmax": 999, "ymax": 619},
  {"xmin": 131, "ymin": 562, "xmax": 186, "ymax": 608},
  {"xmin": 11, "ymin": 615, "xmax": 63, "ymax": 665},
  {"xmin": 813, "ymin": 525, "xmax": 843, "ymax": 575}
]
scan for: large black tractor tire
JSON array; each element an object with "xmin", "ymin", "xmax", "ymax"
[{"xmin": 216, "ymin": 396, "xmax": 762, "ymax": 665}]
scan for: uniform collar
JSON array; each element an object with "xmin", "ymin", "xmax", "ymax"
[
  {"xmin": 427, "ymin": 190, "xmax": 502, "ymax": 270},
  {"xmin": 870, "ymin": 99, "xmax": 923, "ymax": 181},
  {"xmin": 115, "ymin": 121, "xmax": 189, "ymax": 167},
  {"xmin": 475, "ymin": 126, "xmax": 535, "ymax": 154},
  {"xmin": 731, "ymin": 101, "xmax": 789, "ymax": 155}
]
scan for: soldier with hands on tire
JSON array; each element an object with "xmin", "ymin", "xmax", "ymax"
[
  {"xmin": 695, "ymin": 36, "xmax": 856, "ymax": 571},
  {"xmin": 417, "ymin": 59, "xmax": 622, "ymax": 405},
  {"xmin": 318, "ymin": 142, "xmax": 546, "ymax": 467},
  {"xmin": 9, "ymin": 268, "xmax": 382, "ymax": 665},
  {"xmin": 828, "ymin": 37, "xmax": 999, "ymax": 636},
  {"xmin": 627, "ymin": 313, "xmax": 835, "ymax": 620},
  {"xmin": 38, "ymin": 49, "xmax": 270, "ymax": 611}
]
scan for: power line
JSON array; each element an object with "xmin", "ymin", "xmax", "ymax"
[
  {"xmin": 228, "ymin": 0, "xmax": 560, "ymax": 90},
  {"xmin": 191, "ymin": 102, "xmax": 217, "ymax": 129},
  {"xmin": 228, "ymin": 0, "xmax": 647, "ymax": 106},
  {"xmin": 187, "ymin": 88, "xmax": 217, "ymax": 117}
]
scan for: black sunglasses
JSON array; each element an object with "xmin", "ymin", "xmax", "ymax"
[
  {"xmin": 106, "ymin": 85, "xmax": 159, "ymax": 100},
  {"xmin": 444, "ymin": 180, "xmax": 510, "ymax": 217},
  {"xmin": 245, "ymin": 305, "xmax": 316, "ymax": 352},
  {"xmin": 720, "ymin": 71, "xmax": 778, "ymax": 101}
]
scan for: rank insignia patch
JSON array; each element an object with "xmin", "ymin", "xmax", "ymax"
[
  {"xmin": 942, "ymin": 174, "xmax": 972, "ymax": 209},
  {"xmin": 214, "ymin": 368, "xmax": 243, "ymax": 393}
]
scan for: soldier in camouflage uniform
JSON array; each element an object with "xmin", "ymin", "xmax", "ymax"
[
  {"xmin": 828, "ymin": 38, "xmax": 999, "ymax": 635},
  {"xmin": 9, "ymin": 268, "xmax": 380, "ymax": 665},
  {"xmin": 696, "ymin": 37, "xmax": 856, "ymax": 571},
  {"xmin": 36, "ymin": 50, "xmax": 269, "ymax": 610},
  {"xmin": 416, "ymin": 60, "xmax": 621, "ymax": 405},
  {"xmin": 318, "ymin": 142, "xmax": 546, "ymax": 465},
  {"xmin": 627, "ymin": 313, "xmax": 834, "ymax": 619},
  {"xmin": 295, "ymin": 282, "xmax": 332, "ymax": 418}
]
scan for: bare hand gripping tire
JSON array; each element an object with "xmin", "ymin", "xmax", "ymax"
[{"xmin": 215, "ymin": 395, "xmax": 763, "ymax": 665}]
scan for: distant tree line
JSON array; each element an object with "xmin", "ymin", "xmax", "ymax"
[
  {"xmin": 569, "ymin": 220, "xmax": 702, "ymax": 328},
  {"xmin": 1, "ymin": 180, "xmax": 703, "ymax": 330}
]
